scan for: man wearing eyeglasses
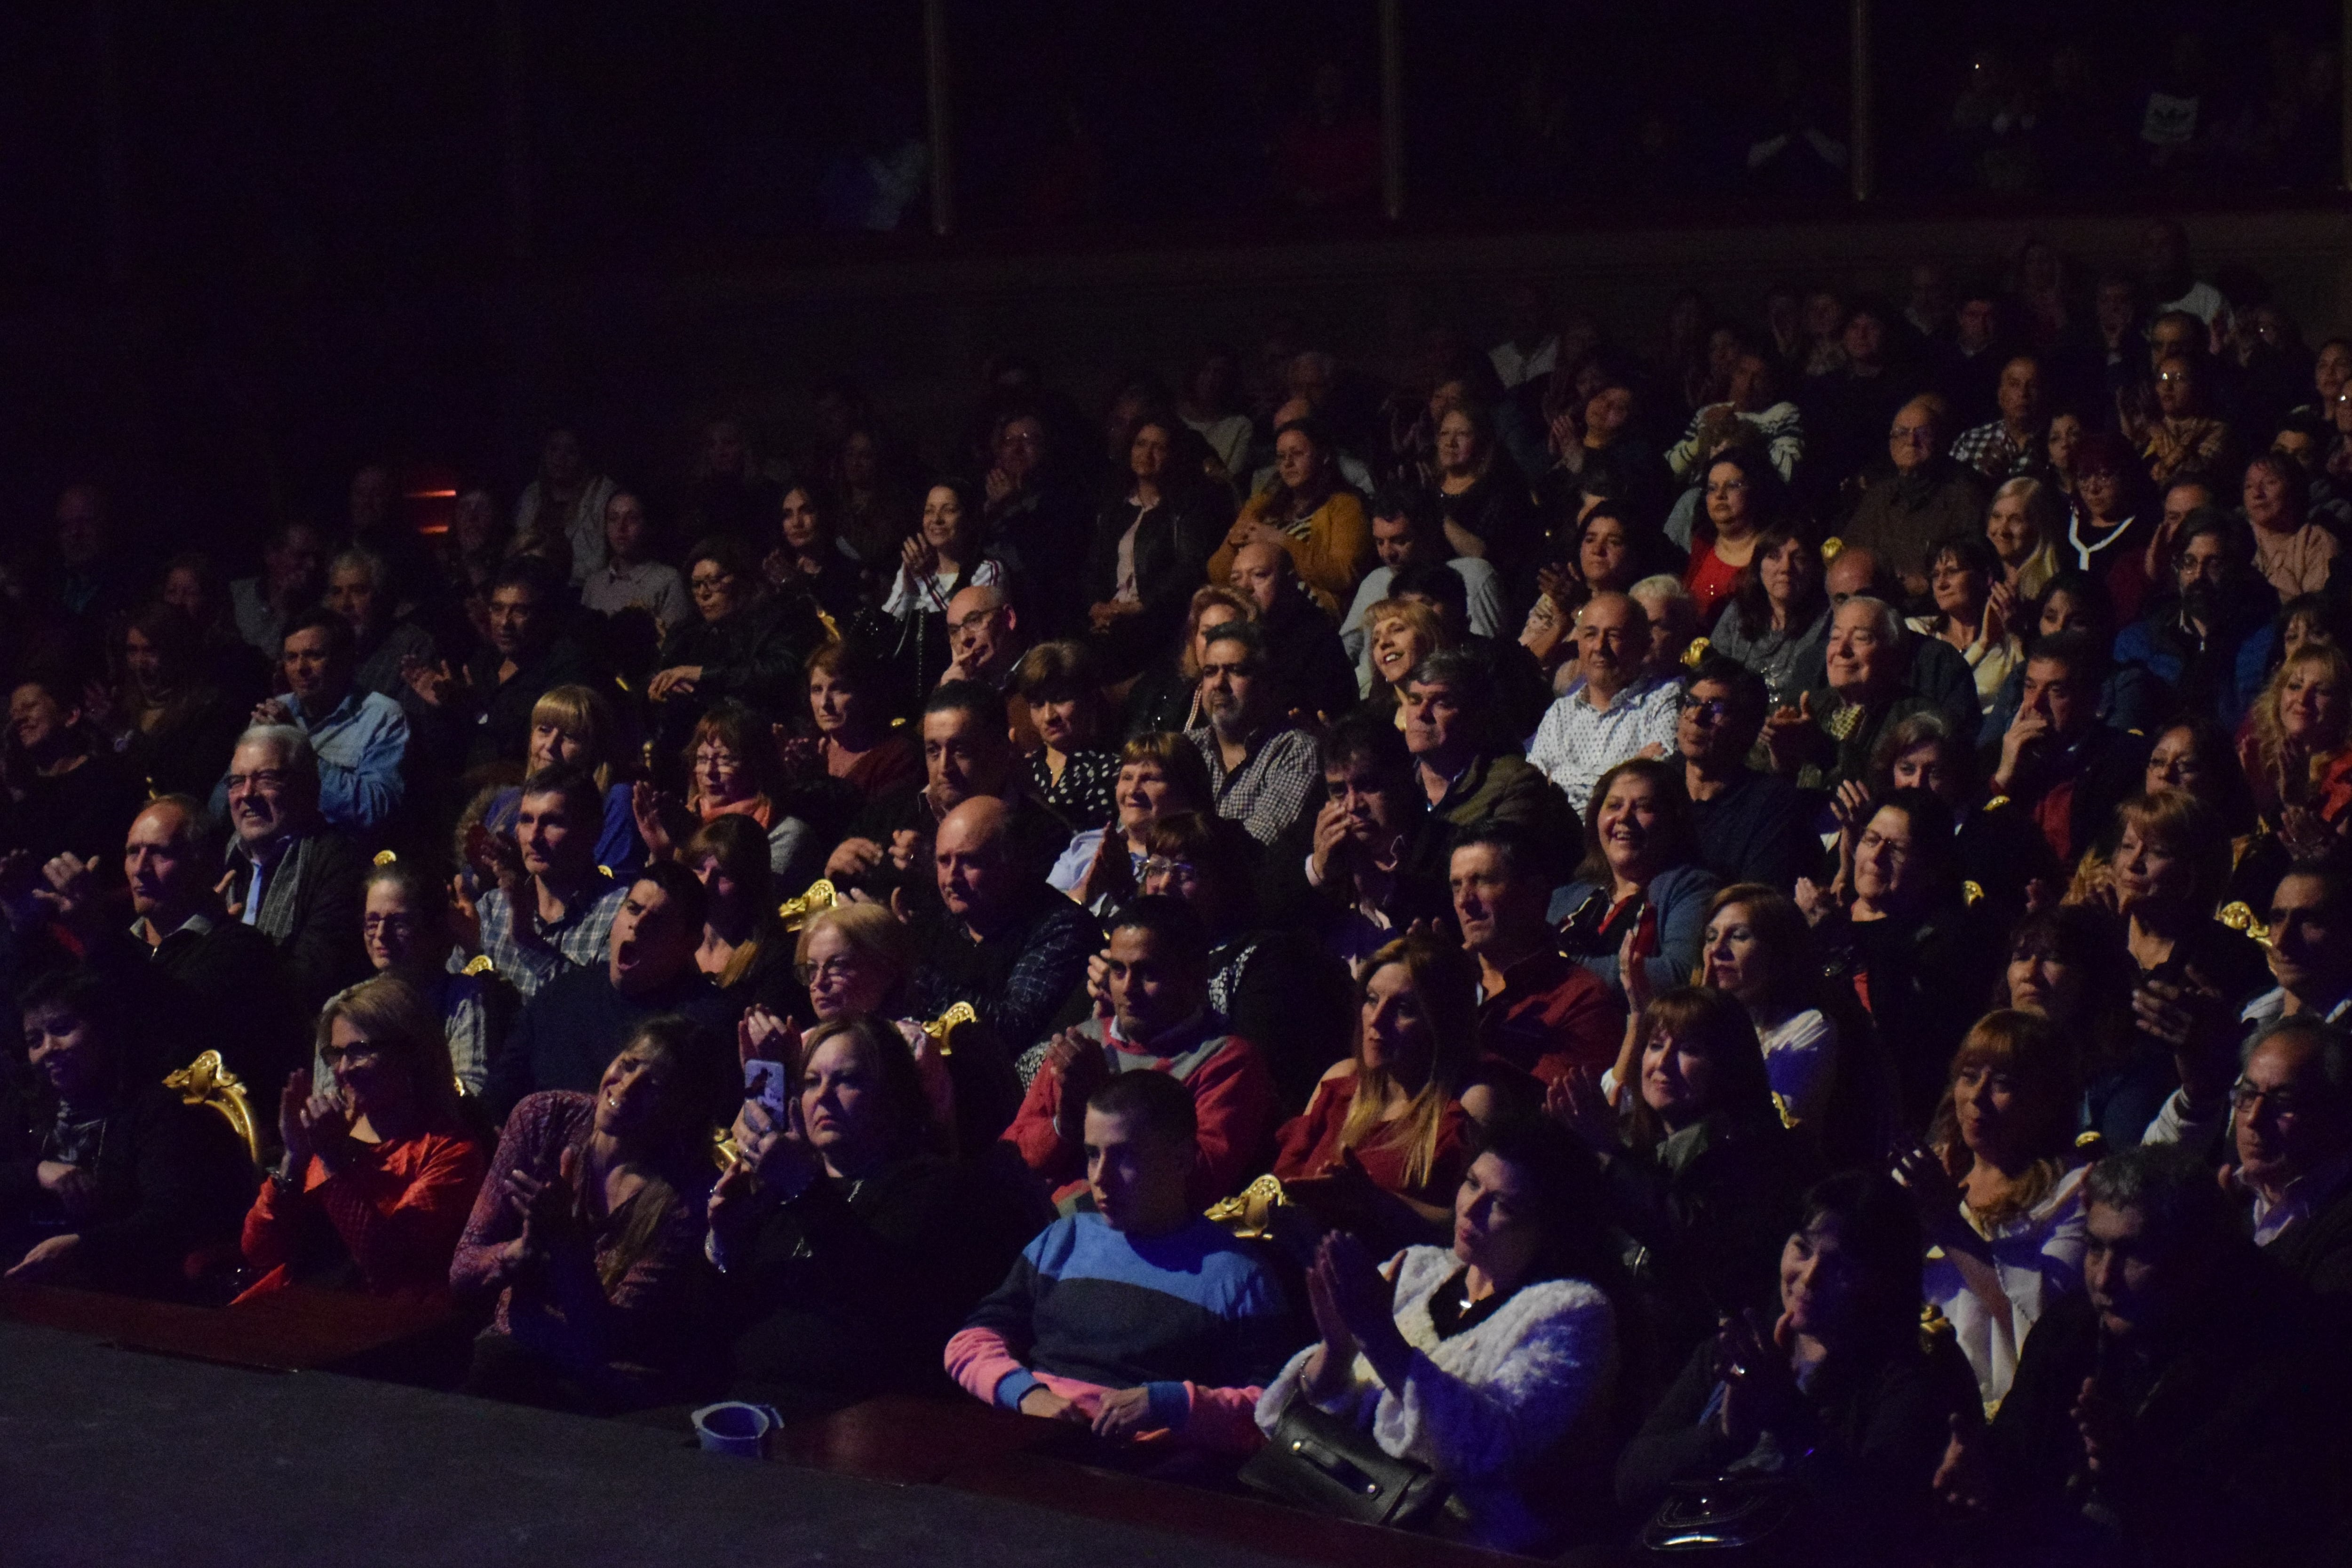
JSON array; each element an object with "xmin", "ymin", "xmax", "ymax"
[
  {"xmin": 1677, "ymin": 659, "xmax": 1805, "ymax": 891},
  {"xmin": 1841, "ymin": 395, "xmax": 1988, "ymax": 597},
  {"xmin": 218, "ymin": 724, "xmax": 371, "ymax": 1012}
]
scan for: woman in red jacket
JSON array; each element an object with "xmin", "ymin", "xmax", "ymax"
[{"xmin": 238, "ymin": 975, "xmax": 486, "ymax": 1302}]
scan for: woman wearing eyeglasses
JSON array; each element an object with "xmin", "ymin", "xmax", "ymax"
[
  {"xmin": 339, "ymin": 861, "xmax": 504, "ymax": 1100},
  {"xmin": 645, "ymin": 534, "xmax": 827, "ymax": 759},
  {"xmin": 238, "ymin": 975, "xmax": 487, "ymax": 1302}
]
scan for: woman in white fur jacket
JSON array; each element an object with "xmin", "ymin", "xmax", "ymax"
[{"xmin": 1255, "ymin": 1120, "xmax": 1620, "ymax": 1552}]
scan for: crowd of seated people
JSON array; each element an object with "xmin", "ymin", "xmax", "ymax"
[{"xmin": 9, "ymin": 216, "xmax": 2352, "ymax": 1559}]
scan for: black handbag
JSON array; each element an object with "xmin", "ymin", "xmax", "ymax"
[
  {"xmin": 1638, "ymin": 1478, "xmax": 1801, "ymax": 1555},
  {"xmin": 1238, "ymin": 1393, "xmax": 1447, "ymax": 1529}
]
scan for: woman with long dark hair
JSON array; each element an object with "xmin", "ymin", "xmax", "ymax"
[
  {"xmin": 1261, "ymin": 1117, "xmax": 1621, "ymax": 1553},
  {"xmin": 1081, "ymin": 413, "xmax": 1224, "ymax": 677},
  {"xmin": 1706, "ymin": 528, "xmax": 1830, "ymax": 713}
]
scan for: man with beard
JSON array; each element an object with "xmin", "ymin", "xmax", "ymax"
[
  {"xmin": 2112, "ymin": 510, "xmax": 2276, "ymax": 728},
  {"xmin": 1185, "ymin": 621, "xmax": 1321, "ymax": 846}
]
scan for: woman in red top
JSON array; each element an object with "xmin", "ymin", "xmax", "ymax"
[
  {"xmin": 1681, "ymin": 448, "xmax": 1773, "ymax": 630},
  {"xmin": 239, "ymin": 976, "xmax": 486, "ymax": 1303},
  {"xmin": 1273, "ymin": 933, "xmax": 1477, "ymax": 1253}
]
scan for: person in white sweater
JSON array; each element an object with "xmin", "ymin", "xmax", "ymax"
[{"xmin": 1257, "ymin": 1119, "xmax": 1618, "ymax": 1552}]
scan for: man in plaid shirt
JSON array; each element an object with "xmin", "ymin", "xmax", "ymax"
[
  {"xmin": 457, "ymin": 762, "xmax": 625, "ymax": 1002},
  {"xmin": 1950, "ymin": 354, "xmax": 2048, "ymax": 480},
  {"xmin": 1186, "ymin": 621, "xmax": 1321, "ymax": 846}
]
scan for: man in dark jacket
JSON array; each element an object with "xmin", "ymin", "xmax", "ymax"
[
  {"xmin": 488, "ymin": 863, "xmax": 735, "ymax": 1124},
  {"xmin": 1944, "ymin": 1142, "xmax": 2347, "ymax": 1567},
  {"xmin": 404, "ymin": 557, "xmax": 604, "ymax": 771},
  {"xmin": 219, "ymin": 725, "xmax": 371, "ymax": 1015}
]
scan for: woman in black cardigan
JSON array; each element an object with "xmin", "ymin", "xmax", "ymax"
[
  {"xmin": 1082, "ymin": 415, "xmax": 1227, "ymax": 680},
  {"xmin": 0, "ymin": 968, "xmax": 252, "ymax": 1296},
  {"xmin": 1616, "ymin": 1171, "xmax": 1980, "ymax": 1561}
]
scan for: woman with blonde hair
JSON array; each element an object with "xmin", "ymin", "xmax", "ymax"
[
  {"xmin": 1894, "ymin": 1010, "xmax": 2086, "ymax": 1409},
  {"xmin": 239, "ymin": 976, "xmax": 486, "ymax": 1302},
  {"xmin": 1273, "ymin": 933, "xmax": 1479, "ymax": 1247},
  {"xmin": 2239, "ymin": 642, "xmax": 2352, "ymax": 840},
  {"xmin": 483, "ymin": 683, "xmax": 645, "ymax": 879},
  {"xmin": 1357, "ymin": 597, "xmax": 1450, "ymax": 712},
  {"xmin": 1983, "ymin": 475, "xmax": 2062, "ymax": 602}
]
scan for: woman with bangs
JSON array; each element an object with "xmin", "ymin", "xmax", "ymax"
[
  {"xmin": 1551, "ymin": 757, "xmax": 1721, "ymax": 1011},
  {"xmin": 1119, "ymin": 583, "xmax": 1258, "ymax": 740},
  {"xmin": 633, "ymin": 700, "xmax": 818, "ymax": 890},
  {"xmin": 1358, "ymin": 596, "xmax": 1449, "ymax": 716},
  {"xmin": 238, "ymin": 976, "xmax": 487, "ymax": 1303},
  {"xmin": 1704, "ymin": 526, "xmax": 1830, "ymax": 713},
  {"xmin": 1692, "ymin": 884, "xmax": 1840, "ymax": 1134},
  {"xmin": 1554, "ymin": 985, "xmax": 1810, "ymax": 1367},
  {"xmin": 2058, "ymin": 432, "xmax": 2155, "ymax": 623},
  {"xmin": 1273, "ymin": 933, "xmax": 1479, "ymax": 1251},
  {"xmin": 2098, "ymin": 789, "xmax": 2272, "ymax": 1148},
  {"xmin": 482, "ymin": 683, "xmax": 646, "ymax": 881},
  {"xmin": 1046, "ymin": 730, "xmax": 1214, "ymax": 916},
  {"xmin": 1895, "ymin": 1010, "xmax": 2088, "ymax": 1410}
]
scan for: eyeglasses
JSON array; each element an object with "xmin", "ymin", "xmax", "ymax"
[
  {"xmin": 690, "ymin": 572, "xmax": 737, "ymax": 595},
  {"xmin": 1141, "ymin": 857, "xmax": 1201, "ymax": 881},
  {"xmin": 2229, "ymin": 1082, "xmax": 2306, "ymax": 1118},
  {"xmin": 693, "ymin": 747, "xmax": 741, "ymax": 769},
  {"xmin": 1889, "ymin": 424, "xmax": 1935, "ymax": 444},
  {"xmin": 795, "ymin": 957, "xmax": 861, "ymax": 986},
  {"xmin": 1857, "ymin": 830, "xmax": 1913, "ymax": 861},
  {"xmin": 1679, "ymin": 696, "xmax": 1733, "ymax": 725},
  {"xmin": 224, "ymin": 770, "xmax": 292, "ymax": 794},
  {"xmin": 1704, "ymin": 479, "xmax": 1748, "ymax": 496},
  {"xmin": 318, "ymin": 1040, "xmax": 385, "ymax": 1069},
  {"xmin": 2155, "ymin": 371, "xmax": 2190, "ymax": 385}
]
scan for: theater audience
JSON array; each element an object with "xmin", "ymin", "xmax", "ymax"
[
  {"xmin": 1049, "ymin": 731, "xmax": 1214, "ymax": 914},
  {"xmin": 1527, "ymin": 593, "xmax": 1681, "ymax": 818},
  {"xmin": 949, "ymin": 1071, "xmax": 1294, "ymax": 1453},
  {"xmin": 1187, "ymin": 621, "xmax": 1321, "ymax": 847},
  {"xmin": 1706, "ymin": 528, "xmax": 1831, "ymax": 713},
  {"xmin": 2112, "ymin": 509, "xmax": 2276, "ymax": 729},
  {"xmin": 240, "ymin": 975, "xmax": 486, "ymax": 1301},
  {"xmin": 326, "ymin": 547, "xmax": 437, "ymax": 706},
  {"xmin": 1083, "ymin": 414, "xmax": 1222, "ymax": 675},
  {"xmin": 1012, "ymin": 641, "xmax": 1119, "ymax": 826},
  {"xmin": 1263, "ymin": 712, "xmax": 1447, "ymax": 975},
  {"xmin": 2, "ymin": 675, "xmax": 149, "ymax": 870},
  {"xmin": 351, "ymin": 861, "xmax": 502, "ymax": 1099},
  {"xmin": 637, "ymin": 702, "xmax": 817, "ymax": 888},
  {"xmin": 453, "ymin": 1020, "xmax": 710, "ymax": 1412},
  {"xmin": 481, "ymin": 684, "xmax": 647, "ymax": 885},
  {"xmin": 1843, "ymin": 397, "xmax": 1988, "ymax": 593},
  {"xmin": 647, "ymin": 537, "xmax": 823, "ymax": 754},
  {"xmin": 1224, "ymin": 542, "xmax": 1361, "ymax": 727},
  {"xmin": 107, "ymin": 605, "xmax": 244, "ymax": 800},
  {"xmin": 1695, "ymin": 884, "xmax": 1840, "ymax": 1133},
  {"xmin": 1207, "ymin": 415, "xmax": 1371, "ymax": 607},
  {"xmin": 403, "ymin": 558, "xmax": 597, "ymax": 772},
  {"xmin": 1677, "ymin": 660, "xmax": 1808, "ymax": 891},
  {"xmin": 779, "ymin": 639, "xmax": 922, "ymax": 847},
  {"xmin": 678, "ymin": 815, "xmax": 798, "ymax": 1018},
  {"xmin": 234, "ymin": 609, "xmax": 409, "ymax": 841},
  {"xmin": 580, "ymin": 491, "xmax": 691, "ymax": 636},
  {"xmin": 1555, "ymin": 985, "xmax": 1810, "ymax": 1365},
  {"xmin": 1402, "ymin": 651, "xmax": 1573, "ymax": 860}
]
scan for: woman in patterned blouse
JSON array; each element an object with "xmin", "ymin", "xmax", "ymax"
[{"xmin": 1013, "ymin": 640, "xmax": 1120, "ymax": 826}]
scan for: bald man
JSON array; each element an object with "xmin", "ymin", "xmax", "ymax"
[
  {"xmin": 1225, "ymin": 541, "xmax": 1360, "ymax": 724},
  {"xmin": 941, "ymin": 582, "xmax": 1026, "ymax": 689},
  {"xmin": 19, "ymin": 795, "xmax": 307, "ymax": 1084},
  {"xmin": 1840, "ymin": 395, "xmax": 1988, "ymax": 594},
  {"xmin": 904, "ymin": 796, "xmax": 1103, "ymax": 1150},
  {"xmin": 1527, "ymin": 592, "xmax": 1681, "ymax": 817}
]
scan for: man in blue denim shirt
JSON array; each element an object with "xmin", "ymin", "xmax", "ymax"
[{"xmin": 215, "ymin": 609, "xmax": 409, "ymax": 843}]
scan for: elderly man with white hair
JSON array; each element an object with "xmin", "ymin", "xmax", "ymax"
[
  {"xmin": 217, "ymin": 723, "xmax": 373, "ymax": 1011},
  {"xmin": 1761, "ymin": 593, "xmax": 1939, "ymax": 793}
]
